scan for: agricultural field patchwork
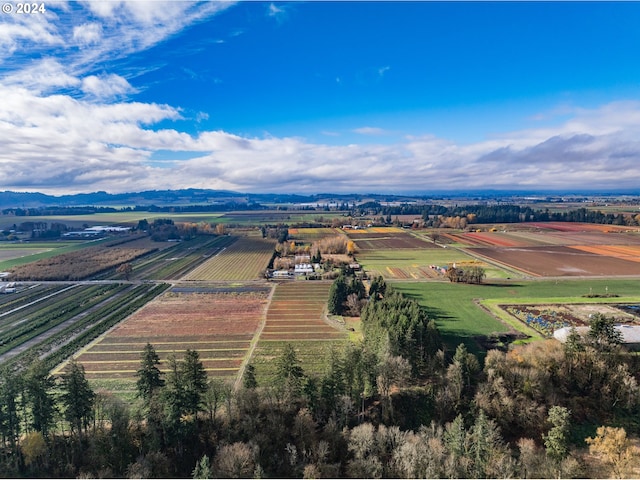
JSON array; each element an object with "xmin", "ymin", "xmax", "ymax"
[
  {"xmin": 182, "ymin": 236, "xmax": 275, "ymax": 281},
  {"xmin": 127, "ymin": 235, "xmax": 236, "ymax": 280},
  {"xmin": 251, "ymin": 281, "xmax": 348, "ymax": 382},
  {"xmin": 471, "ymin": 245, "xmax": 640, "ymax": 277},
  {"xmin": 70, "ymin": 286, "xmax": 271, "ymax": 396},
  {"xmin": 6, "ymin": 237, "xmax": 158, "ymax": 281}
]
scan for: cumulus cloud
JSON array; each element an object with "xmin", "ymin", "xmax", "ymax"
[
  {"xmin": 73, "ymin": 23, "xmax": 103, "ymax": 46},
  {"xmin": 81, "ymin": 74, "xmax": 137, "ymax": 100},
  {"xmin": 2, "ymin": 84, "xmax": 640, "ymax": 194}
]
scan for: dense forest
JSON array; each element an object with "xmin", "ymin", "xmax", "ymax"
[{"xmin": 1, "ymin": 284, "xmax": 639, "ymax": 478}]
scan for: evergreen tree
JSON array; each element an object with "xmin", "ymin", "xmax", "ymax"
[
  {"xmin": 136, "ymin": 343, "xmax": 164, "ymax": 402},
  {"xmin": 328, "ymin": 275, "xmax": 348, "ymax": 315},
  {"xmin": 0, "ymin": 368, "xmax": 21, "ymax": 461},
  {"xmin": 588, "ymin": 313, "xmax": 623, "ymax": 350},
  {"xmin": 276, "ymin": 343, "xmax": 305, "ymax": 399},
  {"xmin": 544, "ymin": 406, "xmax": 571, "ymax": 465},
  {"xmin": 23, "ymin": 359, "xmax": 56, "ymax": 437},
  {"xmin": 60, "ymin": 359, "xmax": 95, "ymax": 438},
  {"xmin": 181, "ymin": 349, "xmax": 208, "ymax": 417},
  {"xmin": 243, "ymin": 364, "xmax": 258, "ymax": 390}
]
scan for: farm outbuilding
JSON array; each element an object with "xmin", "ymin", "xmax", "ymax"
[{"xmin": 554, "ymin": 325, "xmax": 640, "ymax": 350}]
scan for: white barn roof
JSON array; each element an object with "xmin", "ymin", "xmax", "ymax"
[{"xmin": 554, "ymin": 325, "xmax": 640, "ymax": 344}]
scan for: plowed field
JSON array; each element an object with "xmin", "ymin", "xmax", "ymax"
[
  {"xmin": 472, "ymin": 246, "xmax": 640, "ymax": 277},
  {"xmin": 74, "ymin": 288, "xmax": 271, "ymax": 391}
]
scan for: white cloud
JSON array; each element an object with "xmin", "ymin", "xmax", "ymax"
[
  {"xmin": 353, "ymin": 127, "xmax": 387, "ymax": 136},
  {"xmin": 2, "ymin": 88, "xmax": 640, "ymax": 194},
  {"xmin": 81, "ymin": 74, "xmax": 137, "ymax": 100},
  {"xmin": 73, "ymin": 23, "xmax": 103, "ymax": 46},
  {"xmin": 4, "ymin": 59, "xmax": 80, "ymax": 92},
  {"xmin": 378, "ymin": 66, "xmax": 391, "ymax": 77}
]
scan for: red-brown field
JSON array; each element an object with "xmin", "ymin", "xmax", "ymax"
[
  {"xmin": 75, "ymin": 289, "xmax": 270, "ymax": 381},
  {"xmin": 526, "ymin": 222, "xmax": 639, "ymax": 233},
  {"xmin": 471, "ymin": 246, "xmax": 640, "ymax": 277},
  {"xmin": 447, "ymin": 231, "xmax": 533, "ymax": 248}
]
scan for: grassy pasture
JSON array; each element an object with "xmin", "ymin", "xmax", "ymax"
[
  {"xmin": 393, "ymin": 278, "xmax": 640, "ymax": 355},
  {"xmin": 0, "ymin": 239, "xmax": 111, "ymax": 271}
]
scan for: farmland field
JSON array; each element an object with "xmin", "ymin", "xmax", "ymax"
[
  {"xmin": 0, "ymin": 282, "xmax": 167, "ymax": 371},
  {"xmin": 344, "ymin": 228, "xmax": 436, "ymax": 250},
  {"xmin": 394, "ymin": 278, "xmax": 640, "ymax": 354},
  {"xmin": 288, "ymin": 227, "xmax": 343, "ymax": 242},
  {"xmin": 6, "ymin": 236, "xmax": 159, "ymax": 280},
  {"xmin": 251, "ymin": 281, "xmax": 348, "ymax": 381},
  {"xmin": 68, "ymin": 286, "xmax": 271, "ymax": 397},
  {"xmin": 125, "ymin": 235, "xmax": 236, "ymax": 280},
  {"xmin": 358, "ymin": 247, "xmax": 512, "ymax": 280},
  {"xmin": 471, "ymin": 245, "xmax": 640, "ymax": 277},
  {"xmin": 182, "ymin": 236, "xmax": 275, "ymax": 281},
  {"xmin": 0, "ymin": 239, "xmax": 115, "ymax": 271}
]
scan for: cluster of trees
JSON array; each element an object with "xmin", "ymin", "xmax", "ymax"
[
  {"xmin": 446, "ymin": 265, "xmax": 486, "ymax": 284},
  {"xmin": 327, "ymin": 274, "xmax": 366, "ymax": 316},
  {"xmin": 260, "ymin": 224, "xmax": 289, "ymax": 243}
]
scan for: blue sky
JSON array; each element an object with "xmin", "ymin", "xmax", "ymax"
[{"xmin": 2, "ymin": 1, "xmax": 640, "ymax": 194}]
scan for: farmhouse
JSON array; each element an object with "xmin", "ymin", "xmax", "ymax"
[
  {"xmin": 554, "ymin": 325, "xmax": 640, "ymax": 350},
  {"xmin": 294, "ymin": 263, "xmax": 314, "ymax": 275}
]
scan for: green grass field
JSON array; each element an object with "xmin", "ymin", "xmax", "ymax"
[
  {"xmin": 393, "ymin": 278, "xmax": 640, "ymax": 355},
  {"xmin": 0, "ymin": 239, "xmax": 111, "ymax": 271}
]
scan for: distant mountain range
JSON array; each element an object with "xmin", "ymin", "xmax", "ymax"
[
  {"xmin": 1, "ymin": 188, "xmax": 638, "ymax": 209},
  {"xmin": 0, "ymin": 189, "xmax": 427, "ymax": 209}
]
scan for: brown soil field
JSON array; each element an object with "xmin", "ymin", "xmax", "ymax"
[
  {"xmin": 570, "ymin": 245, "xmax": 640, "ymax": 263},
  {"xmin": 77, "ymin": 289, "xmax": 270, "ymax": 381},
  {"xmin": 526, "ymin": 222, "xmax": 639, "ymax": 233},
  {"xmin": 471, "ymin": 246, "xmax": 640, "ymax": 276}
]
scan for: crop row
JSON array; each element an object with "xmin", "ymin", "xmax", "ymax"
[
  {"xmin": 0, "ymin": 283, "xmax": 130, "ymax": 368},
  {"xmin": 250, "ymin": 282, "xmax": 347, "ymax": 382},
  {"xmin": 130, "ymin": 235, "xmax": 237, "ymax": 280},
  {"xmin": 0, "ymin": 285, "xmax": 122, "ymax": 354},
  {"xmin": 44, "ymin": 283, "xmax": 170, "ymax": 374},
  {"xmin": 183, "ymin": 236, "xmax": 275, "ymax": 281},
  {"xmin": 0, "ymin": 284, "xmax": 61, "ymax": 315}
]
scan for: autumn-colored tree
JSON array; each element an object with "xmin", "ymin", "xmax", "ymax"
[
  {"xmin": 586, "ymin": 426, "xmax": 635, "ymax": 478},
  {"xmin": 116, "ymin": 262, "xmax": 133, "ymax": 280}
]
